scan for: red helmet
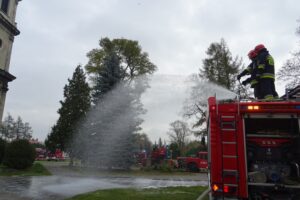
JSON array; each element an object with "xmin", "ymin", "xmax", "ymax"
[
  {"xmin": 248, "ymin": 49, "xmax": 257, "ymax": 59},
  {"xmin": 254, "ymin": 44, "xmax": 266, "ymax": 53}
]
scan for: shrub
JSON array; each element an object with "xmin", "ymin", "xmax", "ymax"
[
  {"xmin": 0, "ymin": 138, "xmax": 6, "ymax": 164},
  {"xmin": 158, "ymin": 161, "xmax": 173, "ymax": 172},
  {"xmin": 3, "ymin": 139, "xmax": 35, "ymax": 169}
]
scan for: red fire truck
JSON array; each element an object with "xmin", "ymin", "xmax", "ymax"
[
  {"xmin": 208, "ymin": 96, "xmax": 300, "ymax": 199},
  {"xmin": 177, "ymin": 151, "xmax": 208, "ymax": 172}
]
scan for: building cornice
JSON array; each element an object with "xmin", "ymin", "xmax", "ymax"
[
  {"xmin": 0, "ymin": 12, "xmax": 20, "ymax": 36},
  {"xmin": 0, "ymin": 69, "xmax": 16, "ymax": 82}
]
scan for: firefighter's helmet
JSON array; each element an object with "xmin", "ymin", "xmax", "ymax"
[
  {"xmin": 248, "ymin": 50, "xmax": 257, "ymax": 59},
  {"xmin": 254, "ymin": 44, "xmax": 266, "ymax": 53}
]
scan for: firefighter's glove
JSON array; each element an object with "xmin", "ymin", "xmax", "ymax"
[
  {"xmin": 237, "ymin": 74, "xmax": 242, "ymax": 81},
  {"xmin": 242, "ymin": 77, "xmax": 251, "ymax": 86},
  {"xmin": 242, "ymin": 80, "xmax": 248, "ymax": 86}
]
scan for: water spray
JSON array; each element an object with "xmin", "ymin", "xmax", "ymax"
[{"xmin": 238, "ymin": 79, "xmax": 251, "ymax": 100}]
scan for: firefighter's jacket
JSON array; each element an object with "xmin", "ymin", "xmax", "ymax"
[{"xmin": 256, "ymin": 49, "xmax": 275, "ymax": 80}]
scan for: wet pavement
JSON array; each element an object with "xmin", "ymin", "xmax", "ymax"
[{"xmin": 0, "ymin": 175, "xmax": 208, "ymax": 200}]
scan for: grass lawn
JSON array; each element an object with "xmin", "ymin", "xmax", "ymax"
[
  {"xmin": 67, "ymin": 186, "xmax": 207, "ymax": 200},
  {"xmin": 0, "ymin": 162, "xmax": 51, "ymax": 176}
]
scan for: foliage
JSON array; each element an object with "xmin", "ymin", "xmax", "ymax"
[
  {"xmin": 184, "ymin": 140, "xmax": 207, "ymax": 157},
  {"xmin": 158, "ymin": 137, "xmax": 163, "ymax": 147},
  {"xmin": 158, "ymin": 160, "xmax": 173, "ymax": 172},
  {"xmin": 85, "ymin": 37, "xmax": 157, "ymax": 83},
  {"xmin": 0, "ymin": 162, "xmax": 51, "ymax": 176},
  {"xmin": 74, "ymin": 82, "xmax": 146, "ymax": 169},
  {"xmin": 45, "ymin": 65, "xmax": 91, "ymax": 155},
  {"xmin": 45, "ymin": 125, "xmax": 59, "ymax": 153},
  {"xmin": 169, "ymin": 142, "xmax": 181, "ymax": 158},
  {"xmin": 67, "ymin": 186, "xmax": 207, "ymax": 200},
  {"xmin": 277, "ymin": 21, "xmax": 300, "ymax": 88},
  {"xmin": 31, "ymin": 141, "xmax": 46, "ymax": 149},
  {"xmin": 0, "ymin": 138, "xmax": 6, "ymax": 164},
  {"xmin": 133, "ymin": 133, "xmax": 152, "ymax": 153},
  {"xmin": 72, "ymin": 38, "xmax": 156, "ymax": 169},
  {"xmin": 168, "ymin": 120, "xmax": 191, "ymax": 156},
  {"xmin": 0, "ymin": 114, "xmax": 32, "ymax": 141},
  {"xmin": 184, "ymin": 39, "xmax": 242, "ymax": 138},
  {"xmin": 91, "ymin": 52, "xmax": 122, "ymax": 103},
  {"xmin": 3, "ymin": 139, "xmax": 35, "ymax": 169},
  {"xmin": 199, "ymin": 38, "xmax": 241, "ymax": 90}
]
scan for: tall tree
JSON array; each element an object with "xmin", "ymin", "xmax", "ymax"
[
  {"xmin": 45, "ymin": 125, "xmax": 59, "ymax": 153},
  {"xmin": 14, "ymin": 117, "xmax": 25, "ymax": 140},
  {"xmin": 199, "ymin": 38, "xmax": 241, "ymax": 90},
  {"xmin": 0, "ymin": 114, "xmax": 32, "ymax": 141},
  {"xmin": 277, "ymin": 21, "xmax": 300, "ymax": 88},
  {"xmin": 184, "ymin": 39, "xmax": 242, "ymax": 138},
  {"xmin": 23, "ymin": 122, "xmax": 33, "ymax": 140},
  {"xmin": 158, "ymin": 137, "xmax": 163, "ymax": 147},
  {"xmin": 75, "ymin": 38, "xmax": 156, "ymax": 169},
  {"xmin": 85, "ymin": 37, "xmax": 157, "ymax": 82},
  {"xmin": 92, "ymin": 52, "xmax": 122, "ymax": 103},
  {"xmin": 75, "ymin": 82, "xmax": 146, "ymax": 169},
  {"xmin": 0, "ymin": 113, "xmax": 14, "ymax": 140},
  {"xmin": 45, "ymin": 65, "xmax": 91, "ymax": 159},
  {"xmin": 168, "ymin": 120, "xmax": 191, "ymax": 156}
]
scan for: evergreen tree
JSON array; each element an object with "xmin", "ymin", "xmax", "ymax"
[
  {"xmin": 199, "ymin": 38, "xmax": 241, "ymax": 90},
  {"xmin": 158, "ymin": 137, "xmax": 163, "ymax": 147},
  {"xmin": 184, "ymin": 39, "xmax": 242, "ymax": 139},
  {"xmin": 45, "ymin": 65, "xmax": 91, "ymax": 158},
  {"xmin": 45, "ymin": 125, "xmax": 59, "ymax": 152},
  {"xmin": 76, "ymin": 51, "xmax": 147, "ymax": 169},
  {"xmin": 76, "ymin": 83, "xmax": 145, "ymax": 169},
  {"xmin": 169, "ymin": 142, "xmax": 180, "ymax": 158},
  {"xmin": 75, "ymin": 38, "xmax": 156, "ymax": 169},
  {"xmin": 14, "ymin": 117, "xmax": 25, "ymax": 140},
  {"xmin": 23, "ymin": 122, "xmax": 33, "ymax": 140},
  {"xmin": 92, "ymin": 52, "xmax": 122, "ymax": 103}
]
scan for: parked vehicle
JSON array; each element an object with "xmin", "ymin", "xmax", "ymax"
[
  {"xmin": 177, "ymin": 151, "xmax": 208, "ymax": 172},
  {"xmin": 46, "ymin": 149, "xmax": 65, "ymax": 161},
  {"xmin": 151, "ymin": 146, "xmax": 167, "ymax": 165},
  {"xmin": 35, "ymin": 148, "xmax": 47, "ymax": 161}
]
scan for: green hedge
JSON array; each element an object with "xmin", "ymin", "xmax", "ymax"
[
  {"xmin": 3, "ymin": 139, "xmax": 35, "ymax": 169},
  {"xmin": 0, "ymin": 138, "xmax": 6, "ymax": 164}
]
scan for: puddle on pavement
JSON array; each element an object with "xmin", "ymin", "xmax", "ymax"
[{"xmin": 0, "ymin": 176, "xmax": 207, "ymax": 200}]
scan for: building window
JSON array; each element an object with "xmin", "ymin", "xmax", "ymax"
[{"xmin": 1, "ymin": 0, "xmax": 9, "ymax": 14}]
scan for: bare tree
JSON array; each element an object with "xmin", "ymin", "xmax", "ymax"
[
  {"xmin": 277, "ymin": 52, "xmax": 300, "ymax": 88},
  {"xmin": 0, "ymin": 114, "xmax": 32, "ymax": 141},
  {"xmin": 183, "ymin": 39, "xmax": 242, "ymax": 139},
  {"xmin": 277, "ymin": 20, "xmax": 300, "ymax": 88},
  {"xmin": 168, "ymin": 120, "xmax": 191, "ymax": 155}
]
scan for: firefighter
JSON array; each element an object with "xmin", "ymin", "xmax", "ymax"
[
  {"xmin": 237, "ymin": 50, "xmax": 261, "ymax": 99},
  {"xmin": 254, "ymin": 44, "xmax": 278, "ymax": 100}
]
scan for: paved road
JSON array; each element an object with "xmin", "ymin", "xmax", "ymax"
[{"xmin": 0, "ymin": 162, "xmax": 208, "ymax": 200}]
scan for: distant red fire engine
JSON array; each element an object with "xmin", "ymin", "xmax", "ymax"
[{"xmin": 177, "ymin": 151, "xmax": 208, "ymax": 172}]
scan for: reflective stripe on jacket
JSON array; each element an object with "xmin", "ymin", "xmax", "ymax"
[{"xmin": 256, "ymin": 50, "xmax": 275, "ymax": 80}]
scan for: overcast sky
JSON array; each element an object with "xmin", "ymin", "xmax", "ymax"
[{"xmin": 5, "ymin": 0, "xmax": 300, "ymax": 143}]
